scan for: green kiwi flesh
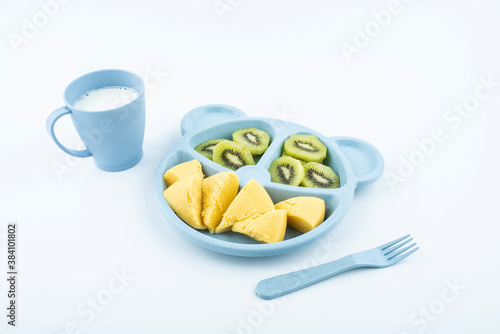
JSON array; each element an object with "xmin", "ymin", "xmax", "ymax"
[
  {"xmin": 269, "ymin": 156, "xmax": 305, "ymax": 186},
  {"xmin": 301, "ymin": 162, "xmax": 340, "ymax": 189},
  {"xmin": 195, "ymin": 139, "xmax": 225, "ymax": 160},
  {"xmin": 283, "ymin": 134, "xmax": 327, "ymax": 163},
  {"xmin": 213, "ymin": 140, "xmax": 255, "ymax": 171},
  {"xmin": 232, "ymin": 127, "xmax": 270, "ymax": 155},
  {"xmin": 281, "ymin": 153, "xmax": 312, "ymax": 165}
]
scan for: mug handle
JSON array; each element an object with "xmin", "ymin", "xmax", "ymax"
[{"xmin": 46, "ymin": 107, "xmax": 92, "ymax": 158}]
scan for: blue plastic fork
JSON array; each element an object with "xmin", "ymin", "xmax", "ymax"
[{"xmin": 256, "ymin": 234, "xmax": 418, "ymax": 300}]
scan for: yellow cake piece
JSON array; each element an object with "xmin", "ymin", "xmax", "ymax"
[
  {"xmin": 275, "ymin": 196, "xmax": 325, "ymax": 233},
  {"xmin": 202, "ymin": 172, "xmax": 240, "ymax": 234},
  {"xmin": 232, "ymin": 209, "xmax": 287, "ymax": 243},
  {"xmin": 163, "ymin": 175, "xmax": 206, "ymax": 230},
  {"xmin": 215, "ymin": 179, "xmax": 275, "ymax": 234},
  {"xmin": 163, "ymin": 159, "xmax": 203, "ymax": 187}
]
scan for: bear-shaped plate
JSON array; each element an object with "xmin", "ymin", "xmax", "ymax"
[{"xmin": 155, "ymin": 105, "xmax": 384, "ymax": 257}]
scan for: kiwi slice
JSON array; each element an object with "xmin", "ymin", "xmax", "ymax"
[
  {"xmin": 283, "ymin": 134, "xmax": 327, "ymax": 163},
  {"xmin": 232, "ymin": 127, "xmax": 270, "ymax": 155},
  {"xmin": 301, "ymin": 162, "xmax": 340, "ymax": 189},
  {"xmin": 213, "ymin": 140, "xmax": 255, "ymax": 171},
  {"xmin": 195, "ymin": 139, "xmax": 225, "ymax": 160},
  {"xmin": 269, "ymin": 156, "xmax": 305, "ymax": 186},
  {"xmin": 281, "ymin": 153, "xmax": 309, "ymax": 165}
]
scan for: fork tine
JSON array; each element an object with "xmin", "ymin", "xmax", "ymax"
[
  {"xmin": 380, "ymin": 234, "xmax": 411, "ymax": 251},
  {"xmin": 384, "ymin": 237, "xmax": 413, "ymax": 255},
  {"xmin": 388, "ymin": 246, "xmax": 419, "ymax": 264},
  {"xmin": 388, "ymin": 243, "xmax": 418, "ymax": 261}
]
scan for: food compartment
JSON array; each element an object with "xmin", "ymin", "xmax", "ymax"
[
  {"xmin": 158, "ymin": 152, "xmax": 341, "ymax": 245},
  {"xmin": 262, "ymin": 131, "xmax": 349, "ymax": 189},
  {"xmin": 187, "ymin": 119, "xmax": 278, "ymax": 166},
  {"xmin": 194, "ymin": 183, "xmax": 339, "ymax": 245}
]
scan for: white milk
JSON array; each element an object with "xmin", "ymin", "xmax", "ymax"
[{"xmin": 74, "ymin": 86, "xmax": 139, "ymax": 111}]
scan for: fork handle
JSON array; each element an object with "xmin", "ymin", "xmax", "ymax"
[{"xmin": 256, "ymin": 255, "xmax": 360, "ymax": 300}]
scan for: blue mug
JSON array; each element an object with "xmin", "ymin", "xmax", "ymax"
[{"xmin": 46, "ymin": 69, "xmax": 145, "ymax": 172}]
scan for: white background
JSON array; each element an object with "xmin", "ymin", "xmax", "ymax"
[{"xmin": 1, "ymin": 0, "xmax": 499, "ymax": 333}]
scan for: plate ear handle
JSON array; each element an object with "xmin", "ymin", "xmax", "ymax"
[
  {"xmin": 330, "ymin": 136, "xmax": 384, "ymax": 188},
  {"xmin": 180, "ymin": 104, "xmax": 246, "ymax": 135}
]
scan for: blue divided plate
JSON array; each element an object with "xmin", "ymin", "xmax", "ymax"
[{"xmin": 155, "ymin": 104, "xmax": 384, "ymax": 257}]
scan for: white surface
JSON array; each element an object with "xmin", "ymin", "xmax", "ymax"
[{"xmin": 1, "ymin": 0, "xmax": 499, "ymax": 333}]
